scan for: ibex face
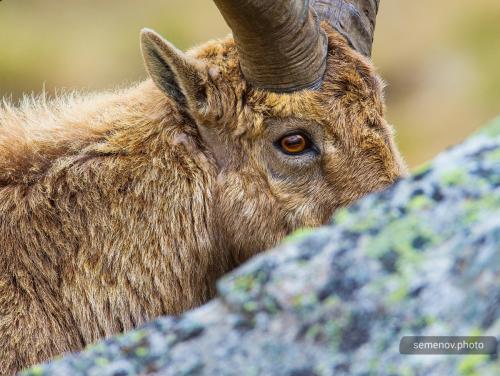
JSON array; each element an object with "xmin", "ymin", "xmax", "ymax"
[{"xmin": 141, "ymin": 2, "xmax": 406, "ymax": 263}]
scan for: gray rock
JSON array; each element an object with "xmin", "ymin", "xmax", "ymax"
[{"xmin": 22, "ymin": 118, "xmax": 500, "ymax": 376}]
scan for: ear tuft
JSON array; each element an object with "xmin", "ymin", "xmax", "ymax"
[{"xmin": 140, "ymin": 29, "xmax": 207, "ymax": 108}]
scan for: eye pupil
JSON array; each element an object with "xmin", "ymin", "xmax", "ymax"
[{"xmin": 281, "ymin": 134, "xmax": 307, "ymax": 154}]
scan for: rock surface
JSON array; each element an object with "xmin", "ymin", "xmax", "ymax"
[{"xmin": 23, "ymin": 119, "xmax": 500, "ymax": 376}]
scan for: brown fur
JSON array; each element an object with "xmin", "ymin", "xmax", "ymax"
[{"xmin": 0, "ymin": 25, "xmax": 406, "ymax": 373}]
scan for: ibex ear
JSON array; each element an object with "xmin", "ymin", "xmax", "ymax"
[{"xmin": 140, "ymin": 29, "xmax": 207, "ymax": 109}]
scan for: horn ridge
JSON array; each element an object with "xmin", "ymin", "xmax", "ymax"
[
  {"xmin": 212, "ymin": 0, "xmax": 380, "ymax": 92},
  {"xmin": 310, "ymin": 0, "xmax": 381, "ymax": 57},
  {"xmin": 213, "ymin": 0, "xmax": 328, "ymax": 92}
]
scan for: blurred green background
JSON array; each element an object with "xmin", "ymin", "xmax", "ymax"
[{"xmin": 1, "ymin": 0, "xmax": 499, "ymax": 167}]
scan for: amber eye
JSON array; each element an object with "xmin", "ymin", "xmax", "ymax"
[{"xmin": 279, "ymin": 134, "xmax": 309, "ymax": 154}]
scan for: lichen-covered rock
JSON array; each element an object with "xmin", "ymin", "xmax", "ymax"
[{"xmin": 23, "ymin": 119, "xmax": 500, "ymax": 376}]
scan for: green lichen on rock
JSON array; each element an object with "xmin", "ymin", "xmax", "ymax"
[
  {"xmin": 282, "ymin": 227, "xmax": 316, "ymax": 244},
  {"xmin": 22, "ymin": 119, "xmax": 500, "ymax": 375},
  {"xmin": 477, "ymin": 116, "xmax": 500, "ymax": 137}
]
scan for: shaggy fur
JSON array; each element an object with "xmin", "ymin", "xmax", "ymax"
[{"xmin": 0, "ymin": 25, "xmax": 406, "ymax": 373}]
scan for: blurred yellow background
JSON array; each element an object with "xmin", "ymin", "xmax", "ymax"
[{"xmin": 1, "ymin": 0, "xmax": 499, "ymax": 167}]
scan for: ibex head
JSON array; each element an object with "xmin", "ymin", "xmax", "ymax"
[{"xmin": 140, "ymin": 0, "xmax": 406, "ymax": 261}]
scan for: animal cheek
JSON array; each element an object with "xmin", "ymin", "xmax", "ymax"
[
  {"xmin": 213, "ymin": 172, "xmax": 287, "ymax": 259},
  {"xmin": 321, "ymin": 153, "xmax": 348, "ymax": 184}
]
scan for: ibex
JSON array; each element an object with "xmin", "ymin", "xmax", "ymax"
[{"xmin": 0, "ymin": 0, "xmax": 406, "ymax": 373}]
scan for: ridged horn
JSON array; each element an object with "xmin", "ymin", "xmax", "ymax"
[
  {"xmin": 310, "ymin": 0, "xmax": 380, "ymax": 57},
  {"xmin": 212, "ymin": 0, "xmax": 328, "ymax": 93},
  {"xmin": 212, "ymin": 0, "xmax": 381, "ymax": 92}
]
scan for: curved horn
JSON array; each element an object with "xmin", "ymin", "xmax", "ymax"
[
  {"xmin": 213, "ymin": 0, "xmax": 328, "ymax": 93},
  {"xmin": 310, "ymin": 0, "xmax": 380, "ymax": 57}
]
